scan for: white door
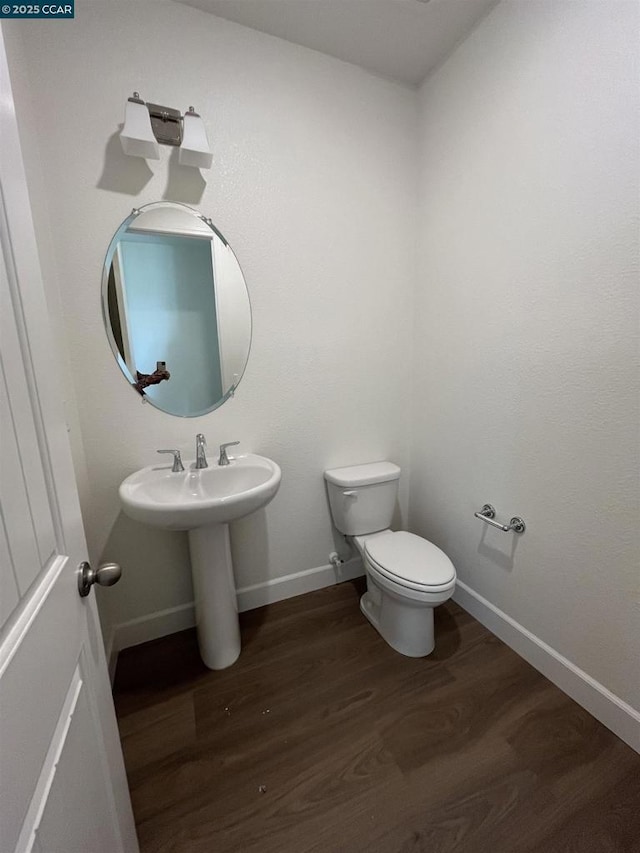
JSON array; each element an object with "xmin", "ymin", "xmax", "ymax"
[{"xmin": 0, "ymin": 28, "xmax": 138, "ymax": 853}]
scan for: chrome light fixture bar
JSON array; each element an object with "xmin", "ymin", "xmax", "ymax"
[
  {"xmin": 120, "ymin": 92, "xmax": 212, "ymax": 169},
  {"xmin": 146, "ymin": 102, "xmax": 183, "ymax": 147}
]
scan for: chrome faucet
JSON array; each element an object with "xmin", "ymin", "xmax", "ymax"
[
  {"xmin": 195, "ymin": 433, "xmax": 208, "ymax": 469},
  {"xmin": 218, "ymin": 441, "xmax": 239, "ymax": 466}
]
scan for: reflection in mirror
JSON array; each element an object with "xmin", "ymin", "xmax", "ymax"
[{"xmin": 102, "ymin": 202, "xmax": 251, "ymax": 417}]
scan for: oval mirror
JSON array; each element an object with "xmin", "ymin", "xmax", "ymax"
[{"xmin": 102, "ymin": 202, "xmax": 251, "ymax": 417}]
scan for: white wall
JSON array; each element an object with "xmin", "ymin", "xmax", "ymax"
[
  {"xmin": 411, "ymin": 0, "xmax": 639, "ymax": 710},
  {"xmin": 5, "ymin": 0, "xmax": 417, "ymax": 641}
]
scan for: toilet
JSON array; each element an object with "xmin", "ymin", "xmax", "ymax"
[{"xmin": 324, "ymin": 461, "xmax": 456, "ymax": 657}]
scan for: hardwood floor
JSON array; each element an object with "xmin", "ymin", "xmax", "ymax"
[{"xmin": 113, "ymin": 579, "xmax": 640, "ymax": 853}]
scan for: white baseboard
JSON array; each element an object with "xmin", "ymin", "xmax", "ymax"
[
  {"xmin": 236, "ymin": 556, "xmax": 363, "ymax": 612},
  {"xmin": 107, "ymin": 557, "xmax": 364, "ymax": 681},
  {"xmin": 454, "ymin": 580, "xmax": 640, "ymax": 754}
]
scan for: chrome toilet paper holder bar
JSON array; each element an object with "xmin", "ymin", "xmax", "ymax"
[{"xmin": 474, "ymin": 504, "xmax": 526, "ymax": 534}]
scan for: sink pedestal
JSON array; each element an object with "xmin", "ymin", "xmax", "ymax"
[{"xmin": 188, "ymin": 523, "xmax": 241, "ymax": 670}]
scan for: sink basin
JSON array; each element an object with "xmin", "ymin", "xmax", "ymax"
[{"xmin": 119, "ymin": 453, "xmax": 281, "ymax": 530}]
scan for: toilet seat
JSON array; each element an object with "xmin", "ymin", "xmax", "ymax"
[{"xmin": 364, "ymin": 531, "xmax": 456, "ymax": 593}]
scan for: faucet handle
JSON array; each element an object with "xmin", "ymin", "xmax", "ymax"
[
  {"xmin": 157, "ymin": 449, "xmax": 185, "ymax": 472},
  {"xmin": 218, "ymin": 441, "xmax": 240, "ymax": 466}
]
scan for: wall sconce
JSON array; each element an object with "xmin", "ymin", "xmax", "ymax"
[
  {"xmin": 120, "ymin": 93, "xmax": 160, "ymax": 160},
  {"xmin": 120, "ymin": 92, "xmax": 212, "ymax": 169},
  {"xmin": 180, "ymin": 108, "xmax": 213, "ymax": 169}
]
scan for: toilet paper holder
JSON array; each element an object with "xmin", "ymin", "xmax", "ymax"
[{"xmin": 474, "ymin": 504, "xmax": 526, "ymax": 534}]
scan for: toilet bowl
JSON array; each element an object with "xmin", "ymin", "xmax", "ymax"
[{"xmin": 324, "ymin": 462, "xmax": 456, "ymax": 657}]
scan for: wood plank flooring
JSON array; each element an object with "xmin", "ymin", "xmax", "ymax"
[{"xmin": 113, "ymin": 579, "xmax": 640, "ymax": 853}]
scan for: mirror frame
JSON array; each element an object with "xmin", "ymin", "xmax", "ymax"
[{"xmin": 101, "ymin": 201, "xmax": 252, "ymax": 417}]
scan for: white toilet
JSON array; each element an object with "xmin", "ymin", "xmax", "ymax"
[{"xmin": 324, "ymin": 461, "xmax": 456, "ymax": 657}]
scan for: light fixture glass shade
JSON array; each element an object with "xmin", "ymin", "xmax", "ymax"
[
  {"xmin": 120, "ymin": 99, "xmax": 160, "ymax": 160},
  {"xmin": 179, "ymin": 111, "xmax": 213, "ymax": 169}
]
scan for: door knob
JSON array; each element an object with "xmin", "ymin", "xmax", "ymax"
[{"xmin": 78, "ymin": 561, "xmax": 122, "ymax": 598}]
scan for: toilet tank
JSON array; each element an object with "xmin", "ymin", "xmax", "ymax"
[{"xmin": 324, "ymin": 461, "xmax": 400, "ymax": 536}]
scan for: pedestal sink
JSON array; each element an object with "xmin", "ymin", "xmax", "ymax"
[{"xmin": 119, "ymin": 454, "xmax": 281, "ymax": 669}]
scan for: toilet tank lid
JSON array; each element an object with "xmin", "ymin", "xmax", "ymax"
[{"xmin": 324, "ymin": 461, "xmax": 401, "ymax": 487}]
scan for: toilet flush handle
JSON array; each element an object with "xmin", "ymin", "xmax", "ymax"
[{"xmin": 343, "ymin": 490, "xmax": 357, "ymax": 497}]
